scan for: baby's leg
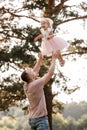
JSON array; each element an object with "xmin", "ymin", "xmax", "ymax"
[{"xmin": 57, "ymin": 50, "xmax": 65, "ymax": 66}]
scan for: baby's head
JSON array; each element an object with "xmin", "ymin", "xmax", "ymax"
[{"xmin": 40, "ymin": 18, "xmax": 53, "ymax": 29}]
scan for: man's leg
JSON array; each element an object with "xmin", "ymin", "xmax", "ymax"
[
  {"xmin": 36, "ymin": 116, "xmax": 50, "ymax": 130},
  {"xmin": 29, "ymin": 118, "xmax": 37, "ymax": 130}
]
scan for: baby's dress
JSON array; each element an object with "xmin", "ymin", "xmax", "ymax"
[{"xmin": 40, "ymin": 28, "xmax": 67, "ymax": 56}]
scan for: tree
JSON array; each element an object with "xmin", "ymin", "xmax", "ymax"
[
  {"xmin": 67, "ymin": 116, "xmax": 78, "ymax": 130},
  {"xmin": 78, "ymin": 115, "xmax": 87, "ymax": 130},
  {"xmin": 52, "ymin": 113, "xmax": 67, "ymax": 130},
  {"xmin": 0, "ymin": 0, "xmax": 87, "ymax": 130}
]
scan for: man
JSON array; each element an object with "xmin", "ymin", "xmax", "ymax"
[{"xmin": 21, "ymin": 51, "xmax": 58, "ymax": 130}]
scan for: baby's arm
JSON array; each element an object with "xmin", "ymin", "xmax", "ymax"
[{"xmin": 34, "ymin": 34, "xmax": 43, "ymax": 42}]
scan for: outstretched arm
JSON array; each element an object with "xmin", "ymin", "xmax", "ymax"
[
  {"xmin": 34, "ymin": 34, "xmax": 43, "ymax": 42},
  {"xmin": 33, "ymin": 52, "xmax": 43, "ymax": 74},
  {"xmin": 42, "ymin": 51, "xmax": 58, "ymax": 85}
]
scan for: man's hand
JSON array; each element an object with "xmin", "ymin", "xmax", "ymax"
[
  {"xmin": 52, "ymin": 50, "xmax": 59, "ymax": 59},
  {"xmin": 38, "ymin": 52, "xmax": 43, "ymax": 59}
]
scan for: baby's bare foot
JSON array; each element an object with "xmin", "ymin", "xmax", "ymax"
[{"xmin": 59, "ymin": 59, "xmax": 65, "ymax": 67}]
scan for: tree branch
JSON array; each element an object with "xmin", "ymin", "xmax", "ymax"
[{"xmin": 57, "ymin": 15, "xmax": 87, "ymax": 26}]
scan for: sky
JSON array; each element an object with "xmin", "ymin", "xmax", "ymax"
[
  {"xmin": 52, "ymin": 1, "xmax": 87, "ymax": 103},
  {"xmin": 52, "ymin": 8, "xmax": 87, "ymax": 103},
  {"xmin": 52, "ymin": 58, "xmax": 87, "ymax": 103}
]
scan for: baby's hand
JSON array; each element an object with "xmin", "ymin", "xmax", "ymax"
[
  {"xmin": 34, "ymin": 37, "xmax": 37, "ymax": 42},
  {"xmin": 47, "ymin": 35, "xmax": 54, "ymax": 40}
]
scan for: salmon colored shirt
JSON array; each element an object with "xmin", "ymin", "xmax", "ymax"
[{"xmin": 23, "ymin": 77, "xmax": 47, "ymax": 118}]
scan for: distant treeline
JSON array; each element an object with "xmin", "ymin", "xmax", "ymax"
[
  {"xmin": 53, "ymin": 101, "xmax": 87, "ymax": 130},
  {"xmin": 63, "ymin": 101, "xmax": 87, "ymax": 119},
  {"xmin": 0, "ymin": 101, "xmax": 87, "ymax": 130}
]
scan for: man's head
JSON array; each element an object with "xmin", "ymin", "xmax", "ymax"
[{"xmin": 21, "ymin": 68, "xmax": 36, "ymax": 83}]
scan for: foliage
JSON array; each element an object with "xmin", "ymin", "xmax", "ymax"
[{"xmin": 0, "ymin": 107, "xmax": 30, "ymax": 130}]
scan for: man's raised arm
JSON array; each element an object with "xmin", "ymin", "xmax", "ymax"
[
  {"xmin": 33, "ymin": 52, "xmax": 43, "ymax": 74},
  {"xmin": 43, "ymin": 51, "xmax": 58, "ymax": 85}
]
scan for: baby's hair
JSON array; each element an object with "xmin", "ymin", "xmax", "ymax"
[{"xmin": 40, "ymin": 17, "xmax": 53, "ymax": 28}]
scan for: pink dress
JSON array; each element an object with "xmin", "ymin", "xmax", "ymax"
[{"xmin": 40, "ymin": 28, "xmax": 67, "ymax": 56}]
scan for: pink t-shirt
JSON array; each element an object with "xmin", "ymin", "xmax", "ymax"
[{"xmin": 23, "ymin": 77, "xmax": 47, "ymax": 118}]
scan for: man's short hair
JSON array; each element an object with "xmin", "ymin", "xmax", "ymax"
[{"xmin": 21, "ymin": 70, "xmax": 30, "ymax": 83}]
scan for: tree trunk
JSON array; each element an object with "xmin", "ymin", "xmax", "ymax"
[
  {"xmin": 48, "ymin": 0, "xmax": 55, "ymax": 6},
  {"xmin": 43, "ymin": 0, "xmax": 55, "ymax": 17}
]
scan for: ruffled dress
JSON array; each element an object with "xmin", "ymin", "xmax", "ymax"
[{"xmin": 40, "ymin": 28, "xmax": 67, "ymax": 56}]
